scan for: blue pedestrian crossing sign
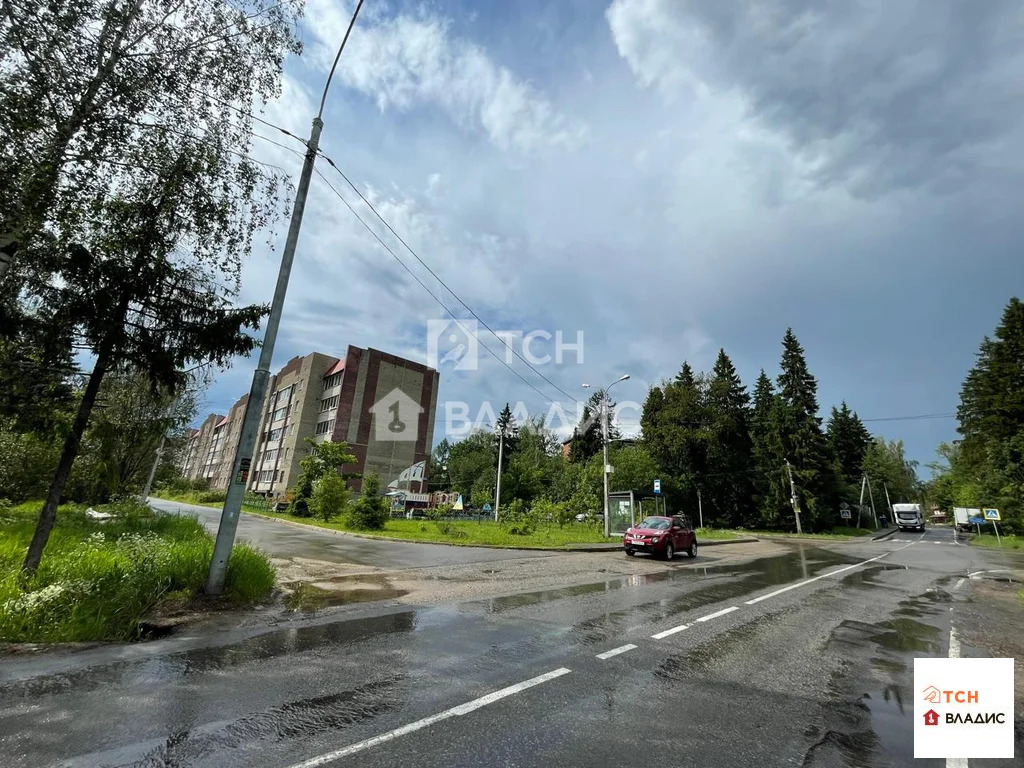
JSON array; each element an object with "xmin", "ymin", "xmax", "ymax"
[
  {"xmin": 653, "ymin": 478, "xmax": 662, "ymax": 494},
  {"xmin": 482, "ymin": 503, "xmax": 492, "ymax": 512},
  {"xmin": 984, "ymin": 508, "xmax": 1000, "ymax": 521}
]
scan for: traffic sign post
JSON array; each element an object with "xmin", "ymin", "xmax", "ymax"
[
  {"xmin": 840, "ymin": 501, "xmax": 851, "ymax": 524},
  {"xmin": 653, "ymin": 478, "xmax": 661, "ymax": 495},
  {"xmin": 984, "ymin": 509, "xmax": 1002, "ymax": 546}
]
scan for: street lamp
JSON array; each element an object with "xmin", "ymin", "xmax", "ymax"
[
  {"xmin": 205, "ymin": 1, "xmax": 366, "ymax": 595},
  {"xmin": 583, "ymin": 374, "xmax": 630, "ymax": 537}
]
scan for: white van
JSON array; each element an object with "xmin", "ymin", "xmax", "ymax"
[{"xmin": 893, "ymin": 503, "xmax": 925, "ymax": 532}]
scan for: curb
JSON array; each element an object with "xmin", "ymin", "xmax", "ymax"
[
  {"xmin": 871, "ymin": 528, "xmax": 899, "ymax": 541},
  {"xmin": 233, "ymin": 510, "xmax": 762, "ymax": 553}
]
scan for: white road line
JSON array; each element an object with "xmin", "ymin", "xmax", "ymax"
[
  {"xmin": 285, "ymin": 668, "xmax": 572, "ymax": 768},
  {"xmin": 946, "ymin": 625, "xmax": 967, "ymax": 768},
  {"xmin": 651, "ymin": 623, "xmax": 690, "ymax": 640},
  {"xmin": 744, "ymin": 539, "xmax": 922, "ymax": 607},
  {"xmin": 695, "ymin": 606, "xmax": 739, "ymax": 623},
  {"xmin": 596, "ymin": 643, "xmax": 637, "ymax": 660}
]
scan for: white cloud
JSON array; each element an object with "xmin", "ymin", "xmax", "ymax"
[{"xmin": 303, "ymin": 0, "xmax": 586, "ymax": 153}]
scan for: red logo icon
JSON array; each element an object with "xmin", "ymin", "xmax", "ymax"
[{"xmin": 924, "ymin": 709, "xmax": 940, "ymax": 726}]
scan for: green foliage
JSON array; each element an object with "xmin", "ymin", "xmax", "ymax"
[
  {"xmin": 499, "ymin": 498, "xmax": 538, "ymax": 535},
  {"xmin": 862, "ymin": 438, "xmax": 919, "ymax": 507},
  {"xmin": 194, "ymin": 490, "xmax": 227, "ymax": 504},
  {"xmin": 704, "ymin": 350, "xmax": 754, "ymax": 527},
  {"xmin": 750, "ymin": 370, "xmax": 788, "ymax": 528},
  {"xmin": 0, "ymin": 501, "xmax": 274, "ymax": 641},
  {"xmin": 346, "ymin": 475, "xmax": 389, "ymax": 530},
  {"xmin": 530, "ymin": 497, "xmax": 569, "ymax": 526},
  {"xmin": 289, "ymin": 438, "xmax": 356, "ymax": 518},
  {"xmin": 310, "ymin": 471, "xmax": 348, "ymax": 523},
  {"xmin": 569, "ymin": 390, "xmax": 617, "ymax": 463},
  {"xmin": 929, "ymin": 297, "xmax": 1024, "ymax": 535}
]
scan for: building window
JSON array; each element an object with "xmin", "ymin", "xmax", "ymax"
[
  {"xmin": 324, "ymin": 372, "xmax": 342, "ymax": 390},
  {"xmin": 276, "ymin": 385, "xmax": 292, "ymax": 405},
  {"xmin": 278, "ymin": 471, "xmax": 284, "ymax": 481},
  {"xmin": 272, "ymin": 406, "xmax": 288, "ymax": 422},
  {"xmin": 268, "ymin": 427, "xmax": 283, "ymax": 442},
  {"xmin": 315, "ymin": 419, "xmax": 335, "ymax": 436},
  {"xmin": 262, "ymin": 448, "xmax": 277, "ymax": 463},
  {"xmin": 321, "ymin": 395, "xmax": 339, "ymax": 412}
]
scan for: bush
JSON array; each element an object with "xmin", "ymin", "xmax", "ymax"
[
  {"xmin": 194, "ymin": 489, "xmax": 226, "ymax": 504},
  {"xmin": 531, "ymin": 498, "xmax": 570, "ymax": 526},
  {"xmin": 500, "ymin": 499, "xmax": 539, "ymax": 536},
  {"xmin": 0, "ymin": 501, "xmax": 275, "ymax": 642},
  {"xmin": 311, "ymin": 472, "xmax": 348, "ymax": 523},
  {"xmin": 346, "ymin": 474, "xmax": 389, "ymax": 530}
]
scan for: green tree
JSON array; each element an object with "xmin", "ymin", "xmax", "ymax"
[
  {"xmin": 502, "ymin": 419, "xmax": 559, "ymax": 506},
  {"xmin": 311, "ymin": 471, "xmax": 349, "ymax": 523},
  {"xmin": 447, "ymin": 429, "xmax": 496, "ymax": 502},
  {"xmin": 569, "ymin": 390, "xmax": 618, "ymax": 463},
  {"xmin": 750, "ymin": 370, "xmax": 788, "ymax": 528},
  {"xmin": 862, "ymin": 438, "xmax": 919, "ymax": 511},
  {"xmin": 827, "ymin": 401, "xmax": 872, "ymax": 488},
  {"xmin": 775, "ymin": 329, "xmax": 834, "ymax": 531},
  {"xmin": 347, "ymin": 474, "xmax": 389, "ymax": 530},
  {"xmin": 429, "ymin": 438, "xmax": 452, "ymax": 489},
  {"xmin": 289, "ymin": 439, "xmax": 357, "ymax": 518},
  {"xmin": 704, "ymin": 349, "xmax": 754, "ymax": 527}
]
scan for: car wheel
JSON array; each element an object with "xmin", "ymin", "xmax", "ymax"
[
  {"xmin": 688, "ymin": 541, "xmax": 698, "ymax": 558},
  {"xmin": 625, "ymin": 549, "xmax": 635, "ymax": 557},
  {"xmin": 664, "ymin": 542, "xmax": 674, "ymax": 561}
]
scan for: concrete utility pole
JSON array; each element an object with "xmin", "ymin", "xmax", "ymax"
[
  {"xmin": 583, "ymin": 374, "xmax": 630, "ymax": 538},
  {"xmin": 697, "ymin": 488, "xmax": 704, "ymax": 530},
  {"xmin": 784, "ymin": 458, "xmax": 803, "ymax": 534},
  {"xmin": 883, "ymin": 482, "xmax": 893, "ymax": 516},
  {"xmin": 205, "ymin": 0, "xmax": 365, "ymax": 595},
  {"xmin": 866, "ymin": 474, "xmax": 879, "ymax": 528},
  {"xmin": 857, "ymin": 474, "xmax": 867, "ymax": 528},
  {"xmin": 493, "ymin": 427, "xmax": 504, "ymax": 522},
  {"xmin": 140, "ymin": 435, "xmax": 166, "ymax": 501}
]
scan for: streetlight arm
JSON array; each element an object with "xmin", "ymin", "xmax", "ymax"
[{"xmin": 318, "ymin": 0, "xmax": 366, "ymax": 119}]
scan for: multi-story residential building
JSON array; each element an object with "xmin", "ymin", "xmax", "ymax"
[
  {"xmin": 208, "ymin": 394, "xmax": 249, "ymax": 490},
  {"xmin": 181, "ymin": 413, "xmax": 224, "ymax": 482},
  {"xmin": 182, "ymin": 347, "xmax": 439, "ymax": 500}
]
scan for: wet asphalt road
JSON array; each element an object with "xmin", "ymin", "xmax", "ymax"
[
  {"xmin": 148, "ymin": 498, "xmax": 554, "ymax": 568},
  {"xmin": 2, "ymin": 525, "xmax": 1022, "ymax": 767}
]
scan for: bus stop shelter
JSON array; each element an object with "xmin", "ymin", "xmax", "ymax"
[{"xmin": 607, "ymin": 490, "xmax": 669, "ymax": 536}]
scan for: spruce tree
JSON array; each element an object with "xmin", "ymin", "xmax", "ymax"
[
  {"xmin": 827, "ymin": 401, "xmax": 871, "ymax": 486},
  {"xmin": 705, "ymin": 349, "xmax": 753, "ymax": 527},
  {"xmin": 775, "ymin": 329, "xmax": 834, "ymax": 530},
  {"xmin": 750, "ymin": 370, "xmax": 788, "ymax": 528}
]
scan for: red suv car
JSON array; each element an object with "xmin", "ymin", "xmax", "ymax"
[{"xmin": 624, "ymin": 515, "xmax": 697, "ymax": 560}]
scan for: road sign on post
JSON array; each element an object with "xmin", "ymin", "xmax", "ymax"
[
  {"xmin": 984, "ymin": 508, "xmax": 1000, "ymax": 520},
  {"xmin": 840, "ymin": 509, "xmax": 852, "ymax": 520},
  {"xmin": 968, "ymin": 516, "xmax": 986, "ymax": 525},
  {"xmin": 653, "ymin": 478, "xmax": 661, "ymax": 494}
]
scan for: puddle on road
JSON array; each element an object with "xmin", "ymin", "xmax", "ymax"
[
  {"xmin": 2, "ymin": 610, "xmax": 420, "ymax": 701},
  {"xmin": 285, "ymin": 575, "xmax": 409, "ymax": 613},
  {"xmin": 807, "ymin": 591, "xmax": 947, "ymax": 767}
]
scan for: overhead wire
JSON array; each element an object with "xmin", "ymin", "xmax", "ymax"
[{"xmin": 314, "ymin": 150, "xmax": 581, "ymax": 406}]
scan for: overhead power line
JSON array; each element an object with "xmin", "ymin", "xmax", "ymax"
[
  {"xmin": 315, "ymin": 151, "xmax": 580, "ymax": 406},
  {"xmin": 310, "ymin": 167, "xmax": 564, "ymax": 406}
]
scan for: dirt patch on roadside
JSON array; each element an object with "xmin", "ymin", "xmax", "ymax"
[{"xmin": 957, "ymin": 578, "xmax": 1024, "ymax": 704}]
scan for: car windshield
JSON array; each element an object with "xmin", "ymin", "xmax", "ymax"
[
  {"xmin": 638, "ymin": 518, "xmax": 669, "ymax": 530},
  {"xmin": 897, "ymin": 512, "xmax": 917, "ymax": 518}
]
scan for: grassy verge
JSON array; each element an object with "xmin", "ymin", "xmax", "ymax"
[
  {"xmin": 746, "ymin": 526, "xmax": 875, "ymax": 541},
  {"xmin": 1, "ymin": 501, "xmax": 275, "ymax": 643},
  {"xmin": 153, "ymin": 490, "xmax": 224, "ymax": 508},
  {"xmin": 970, "ymin": 533, "xmax": 1022, "ymax": 550}
]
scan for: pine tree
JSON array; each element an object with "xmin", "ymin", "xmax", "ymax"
[
  {"xmin": 775, "ymin": 330, "xmax": 834, "ymax": 530},
  {"xmin": 826, "ymin": 401, "xmax": 871, "ymax": 487},
  {"xmin": 750, "ymin": 370, "xmax": 788, "ymax": 528},
  {"xmin": 704, "ymin": 350, "xmax": 753, "ymax": 527},
  {"xmin": 495, "ymin": 402, "xmax": 520, "ymax": 472},
  {"xmin": 569, "ymin": 390, "xmax": 616, "ymax": 463}
]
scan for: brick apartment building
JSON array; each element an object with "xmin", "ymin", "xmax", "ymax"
[{"xmin": 181, "ymin": 346, "xmax": 439, "ymax": 499}]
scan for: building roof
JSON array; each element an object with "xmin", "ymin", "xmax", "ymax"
[
  {"xmin": 215, "ymin": 416, "xmax": 228, "ymax": 428},
  {"xmin": 324, "ymin": 358, "xmax": 345, "ymax": 377}
]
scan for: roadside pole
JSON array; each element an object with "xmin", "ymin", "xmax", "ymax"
[
  {"xmin": 697, "ymin": 488, "xmax": 704, "ymax": 530},
  {"xmin": 883, "ymin": 483, "xmax": 893, "ymax": 520},
  {"xmin": 866, "ymin": 474, "xmax": 879, "ymax": 528},
  {"xmin": 140, "ymin": 434, "xmax": 166, "ymax": 501},
  {"xmin": 493, "ymin": 427, "xmax": 504, "ymax": 522},
  {"xmin": 784, "ymin": 458, "xmax": 803, "ymax": 534},
  {"xmin": 205, "ymin": 0, "xmax": 365, "ymax": 595},
  {"xmin": 601, "ymin": 394, "xmax": 611, "ymax": 538},
  {"xmin": 993, "ymin": 520, "xmax": 1002, "ymax": 546},
  {"xmin": 857, "ymin": 475, "xmax": 867, "ymax": 528}
]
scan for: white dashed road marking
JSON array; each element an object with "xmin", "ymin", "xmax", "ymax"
[
  {"xmin": 596, "ymin": 644, "xmax": 637, "ymax": 660},
  {"xmin": 286, "ymin": 668, "xmax": 572, "ymax": 767},
  {"xmin": 695, "ymin": 606, "xmax": 739, "ymax": 623},
  {"xmin": 946, "ymin": 626, "xmax": 967, "ymax": 768},
  {"xmin": 651, "ymin": 623, "xmax": 690, "ymax": 640}
]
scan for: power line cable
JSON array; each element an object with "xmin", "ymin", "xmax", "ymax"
[
  {"xmin": 315, "ymin": 151, "xmax": 580, "ymax": 405},
  {"xmin": 310, "ymin": 166, "xmax": 567, "ymax": 406}
]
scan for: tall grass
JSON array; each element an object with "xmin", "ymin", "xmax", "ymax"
[{"xmin": 0, "ymin": 501, "xmax": 275, "ymax": 642}]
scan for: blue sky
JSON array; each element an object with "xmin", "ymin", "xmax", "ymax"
[{"xmin": 201, "ymin": 0, "xmax": 1024, "ymax": 471}]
